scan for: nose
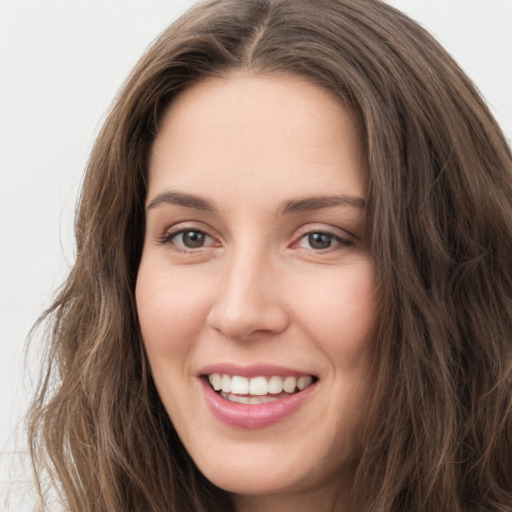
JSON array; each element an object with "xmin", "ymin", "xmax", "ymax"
[{"xmin": 206, "ymin": 249, "xmax": 290, "ymax": 341}]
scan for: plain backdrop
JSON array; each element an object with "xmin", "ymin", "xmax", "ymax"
[{"xmin": 1, "ymin": 1, "xmax": 511, "ymax": 509}]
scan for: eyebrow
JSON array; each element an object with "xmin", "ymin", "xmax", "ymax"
[
  {"xmin": 280, "ymin": 195, "xmax": 366, "ymax": 214},
  {"xmin": 146, "ymin": 190, "xmax": 366, "ymax": 215},
  {"xmin": 147, "ymin": 191, "xmax": 217, "ymax": 212}
]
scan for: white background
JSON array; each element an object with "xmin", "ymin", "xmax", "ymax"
[{"xmin": 1, "ymin": 1, "xmax": 511, "ymax": 509}]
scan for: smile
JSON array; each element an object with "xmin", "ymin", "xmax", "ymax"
[
  {"xmin": 201, "ymin": 371, "xmax": 317, "ymax": 428},
  {"xmin": 208, "ymin": 373, "xmax": 314, "ymax": 404}
]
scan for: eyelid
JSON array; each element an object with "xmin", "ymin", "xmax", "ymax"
[{"xmin": 292, "ymin": 223, "xmax": 356, "ymax": 242}]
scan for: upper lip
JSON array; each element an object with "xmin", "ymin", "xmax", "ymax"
[{"xmin": 199, "ymin": 363, "xmax": 317, "ymax": 379}]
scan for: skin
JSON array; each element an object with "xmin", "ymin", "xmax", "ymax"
[{"xmin": 136, "ymin": 73, "xmax": 376, "ymax": 512}]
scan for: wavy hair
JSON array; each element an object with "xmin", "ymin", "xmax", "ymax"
[{"xmin": 28, "ymin": 0, "xmax": 512, "ymax": 510}]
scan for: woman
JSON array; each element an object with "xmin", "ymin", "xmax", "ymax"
[{"xmin": 28, "ymin": 0, "xmax": 512, "ymax": 511}]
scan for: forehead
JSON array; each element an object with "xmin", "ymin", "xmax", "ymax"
[{"xmin": 148, "ymin": 72, "xmax": 367, "ymax": 207}]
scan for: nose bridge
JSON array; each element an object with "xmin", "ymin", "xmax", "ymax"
[{"xmin": 207, "ymin": 240, "xmax": 288, "ymax": 340}]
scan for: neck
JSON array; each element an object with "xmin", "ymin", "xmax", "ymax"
[{"xmin": 234, "ymin": 482, "xmax": 352, "ymax": 512}]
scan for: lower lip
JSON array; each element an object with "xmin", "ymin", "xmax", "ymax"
[{"xmin": 200, "ymin": 379, "xmax": 316, "ymax": 429}]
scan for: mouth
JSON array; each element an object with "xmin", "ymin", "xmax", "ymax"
[
  {"xmin": 200, "ymin": 368, "xmax": 319, "ymax": 429},
  {"xmin": 205, "ymin": 373, "xmax": 317, "ymax": 405}
]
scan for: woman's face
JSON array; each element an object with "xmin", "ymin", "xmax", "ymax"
[{"xmin": 136, "ymin": 73, "xmax": 376, "ymax": 509}]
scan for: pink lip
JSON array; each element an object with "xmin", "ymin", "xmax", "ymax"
[{"xmin": 200, "ymin": 377, "xmax": 317, "ymax": 429}]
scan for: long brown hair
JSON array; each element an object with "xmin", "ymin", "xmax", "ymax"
[{"xmin": 28, "ymin": 0, "xmax": 512, "ymax": 510}]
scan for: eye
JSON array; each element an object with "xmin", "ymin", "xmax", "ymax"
[
  {"xmin": 162, "ymin": 229, "xmax": 217, "ymax": 251},
  {"xmin": 295, "ymin": 231, "xmax": 353, "ymax": 251}
]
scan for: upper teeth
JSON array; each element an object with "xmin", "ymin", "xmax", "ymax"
[{"xmin": 208, "ymin": 374, "xmax": 313, "ymax": 395}]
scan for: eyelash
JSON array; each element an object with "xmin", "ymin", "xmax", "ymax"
[
  {"xmin": 159, "ymin": 228, "xmax": 218, "ymax": 253},
  {"xmin": 159, "ymin": 226, "xmax": 354, "ymax": 254},
  {"xmin": 292, "ymin": 231, "xmax": 354, "ymax": 251}
]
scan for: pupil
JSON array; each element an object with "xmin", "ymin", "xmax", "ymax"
[
  {"xmin": 183, "ymin": 231, "xmax": 205, "ymax": 248},
  {"xmin": 308, "ymin": 232, "xmax": 332, "ymax": 249}
]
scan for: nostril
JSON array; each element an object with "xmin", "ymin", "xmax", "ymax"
[
  {"xmin": 206, "ymin": 266, "xmax": 290, "ymax": 340},
  {"xmin": 207, "ymin": 304, "xmax": 290, "ymax": 341}
]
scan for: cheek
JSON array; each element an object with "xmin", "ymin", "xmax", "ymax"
[
  {"xmin": 292, "ymin": 260, "xmax": 376, "ymax": 364},
  {"xmin": 135, "ymin": 258, "xmax": 212, "ymax": 360}
]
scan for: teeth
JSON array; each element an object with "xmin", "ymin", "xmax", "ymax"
[
  {"xmin": 220, "ymin": 392, "xmax": 281, "ymax": 404},
  {"xmin": 283, "ymin": 376, "xmax": 297, "ymax": 393},
  {"xmin": 220, "ymin": 392, "xmax": 278, "ymax": 405},
  {"xmin": 231, "ymin": 376, "xmax": 249, "ymax": 394},
  {"xmin": 221, "ymin": 374, "xmax": 231, "ymax": 393},
  {"xmin": 268, "ymin": 376, "xmax": 283, "ymax": 394},
  {"xmin": 208, "ymin": 373, "xmax": 314, "ymax": 398},
  {"xmin": 210, "ymin": 373, "xmax": 222, "ymax": 391},
  {"xmin": 249, "ymin": 376, "xmax": 268, "ymax": 396},
  {"xmin": 298, "ymin": 375, "xmax": 313, "ymax": 390}
]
